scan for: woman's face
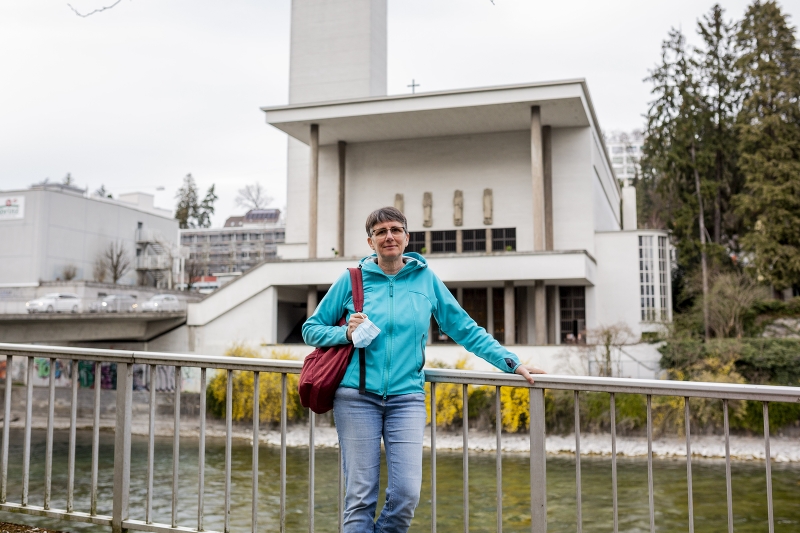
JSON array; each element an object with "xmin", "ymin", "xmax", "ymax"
[{"xmin": 367, "ymin": 220, "xmax": 409, "ymax": 261}]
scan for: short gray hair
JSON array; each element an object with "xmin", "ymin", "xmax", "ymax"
[{"xmin": 365, "ymin": 207, "xmax": 407, "ymax": 236}]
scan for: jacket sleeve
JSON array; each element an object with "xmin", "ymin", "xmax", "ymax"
[
  {"xmin": 431, "ymin": 274, "xmax": 521, "ymax": 373},
  {"xmin": 301, "ymin": 270, "xmax": 351, "ymax": 347}
]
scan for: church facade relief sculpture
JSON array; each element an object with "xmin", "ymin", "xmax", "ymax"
[
  {"xmin": 483, "ymin": 188, "xmax": 493, "ymax": 225},
  {"xmin": 423, "ymin": 192, "xmax": 433, "ymax": 227},
  {"xmin": 394, "ymin": 193, "xmax": 404, "ymax": 213},
  {"xmin": 453, "ymin": 190, "xmax": 463, "ymax": 226}
]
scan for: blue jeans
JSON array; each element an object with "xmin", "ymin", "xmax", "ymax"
[{"xmin": 333, "ymin": 387, "xmax": 426, "ymax": 533}]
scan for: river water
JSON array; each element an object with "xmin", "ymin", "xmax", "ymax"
[{"xmin": 2, "ymin": 429, "xmax": 798, "ymax": 532}]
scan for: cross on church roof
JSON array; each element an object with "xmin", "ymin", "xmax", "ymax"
[{"xmin": 407, "ymin": 79, "xmax": 420, "ymax": 94}]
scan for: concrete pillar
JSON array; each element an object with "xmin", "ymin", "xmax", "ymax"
[
  {"xmin": 486, "ymin": 228, "xmax": 493, "ymax": 252},
  {"xmin": 622, "ymin": 179, "xmax": 637, "ymax": 230},
  {"xmin": 307, "ymin": 285, "xmax": 318, "ymax": 318},
  {"xmin": 504, "ymin": 281, "xmax": 515, "ymax": 345},
  {"xmin": 543, "ymin": 125, "xmax": 554, "ymax": 251},
  {"xmin": 456, "ymin": 229, "xmax": 463, "ymax": 253},
  {"xmin": 531, "ymin": 107, "xmax": 546, "ymax": 252},
  {"xmin": 517, "ymin": 287, "xmax": 528, "ymax": 345},
  {"xmin": 486, "ymin": 287, "xmax": 495, "ymax": 338},
  {"xmin": 534, "ymin": 280, "xmax": 546, "ymax": 345},
  {"xmin": 547, "ymin": 285, "xmax": 557, "ymax": 344},
  {"xmin": 424, "ymin": 231, "xmax": 432, "ymax": 254},
  {"xmin": 456, "ymin": 287, "xmax": 464, "ymax": 306},
  {"xmin": 263, "ymin": 286, "xmax": 278, "ymax": 345},
  {"xmin": 337, "ymin": 141, "xmax": 346, "ymax": 255},
  {"xmin": 308, "ymin": 124, "xmax": 319, "ymax": 259}
]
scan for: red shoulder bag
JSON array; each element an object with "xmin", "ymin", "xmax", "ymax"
[{"xmin": 298, "ymin": 267, "xmax": 365, "ymax": 414}]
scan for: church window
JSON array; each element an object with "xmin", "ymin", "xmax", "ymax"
[
  {"xmin": 639, "ymin": 236, "xmax": 657, "ymax": 321},
  {"xmin": 462, "ymin": 288, "xmax": 488, "ymax": 330},
  {"xmin": 407, "ymin": 231, "xmax": 426, "ymax": 253},
  {"xmin": 431, "ymin": 230, "xmax": 457, "ymax": 253},
  {"xmin": 658, "ymin": 236, "xmax": 669, "ymax": 320},
  {"xmin": 462, "ymin": 229, "xmax": 486, "ymax": 252},
  {"xmin": 491, "ymin": 228, "xmax": 516, "ymax": 251},
  {"xmin": 560, "ymin": 286, "xmax": 586, "ymax": 344},
  {"xmin": 431, "ymin": 287, "xmax": 458, "ymax": 343}
]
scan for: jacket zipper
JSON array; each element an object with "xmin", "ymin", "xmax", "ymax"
[{"xmin": 383, "ymin": 279, "xmax": 395, "ymax": 399}]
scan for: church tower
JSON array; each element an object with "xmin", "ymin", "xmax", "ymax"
[{"xmin": 284, "ymin": 0, "xmax": 388, "ymax": 253}]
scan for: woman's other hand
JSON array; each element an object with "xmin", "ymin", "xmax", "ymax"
[
  {"xmin": 346, "ymin": 313, "xmax": 367, "ymax": 341},
  {"xmin": 515, "ymin": 365, "xmax": 546, "ymax": 385}
]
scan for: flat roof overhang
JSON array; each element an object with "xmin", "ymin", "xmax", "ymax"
[{"xmin": 261, "ymin": 79, "xmax": 602, "ymax": 145}]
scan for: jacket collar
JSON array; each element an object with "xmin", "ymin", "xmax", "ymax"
[{"xmin": 359, "ymin": 252, "xmax": 427, "ymax": 278}]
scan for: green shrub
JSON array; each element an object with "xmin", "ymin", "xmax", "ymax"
[{"xmin": 659, "ymin": 338, "xmax": 800, "ymax": 433}]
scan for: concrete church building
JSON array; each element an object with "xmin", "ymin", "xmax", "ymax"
[{"xmin": 161, "ymin": 0, "xmax": 671, "ymax": 373}]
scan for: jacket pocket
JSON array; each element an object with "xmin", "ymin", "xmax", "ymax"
[{"xmin": 418, "ymin": 334, "xmax": 426, "ymax": 373}]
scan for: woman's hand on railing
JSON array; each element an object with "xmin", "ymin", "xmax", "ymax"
[{"xmin": 516, "ymin": 364, "xmax": 546, "ymax": 385}]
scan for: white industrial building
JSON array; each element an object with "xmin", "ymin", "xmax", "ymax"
[
  {"xmin": 129, "ymin": 0, "xmax": 673, "ymax": 378},
  {"xmin": 0, "ymin": 183, "xmax": 179, "ymax": 288}
]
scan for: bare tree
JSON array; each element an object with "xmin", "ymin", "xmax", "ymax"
[
  {"xmin": 68, "ymin": 0, "xmax": 126, "ymax": 17},
  {"xmin": 93, "ymin": 257, "xmax": 109, "ymax": 283},
  {"xmin": 102, "ymin": 241, "xmax": 133, "ymax": 284},
  {"xmin": 557, "ymin": 322, "xmax": 636, "ymax": 377},
  {"xmin": 184, "ymin": 260, "xmax": 205, "ymax": 291},
  {"xmin": 61, "ymin": 264, "xmax": 78, "ymax": 281},
  {"xmin": 707, "ymin": 272, "xmax": 769, "ymax": 338},
  {"xmin": 587, "ymin": 323, "xmax": 634, "ymax": 377},
  {"xmin": 235, "ymin": 183, "xmax": 272, "ymax": 211}
]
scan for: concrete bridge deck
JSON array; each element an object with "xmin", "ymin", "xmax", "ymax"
[{"xmin": 0, "ymin": 312, "xmax": 186, "ymax": 343}]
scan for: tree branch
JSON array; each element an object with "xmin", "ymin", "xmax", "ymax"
[{"xmin": 67, "ymin": 0, "xmax": 125, "ymax": 18}]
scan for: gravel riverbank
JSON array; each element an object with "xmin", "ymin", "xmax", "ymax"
[{"xmin": 8, "ymin": 416, "xmax": 799, "ymax": 462}]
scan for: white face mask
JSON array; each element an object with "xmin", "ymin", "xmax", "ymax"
[{"xmin": 352, "ymin": 315, "xmax": 381, "ymax": 348}]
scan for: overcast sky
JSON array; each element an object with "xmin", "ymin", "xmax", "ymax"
[{"xmin": 2, "ymin": 0, "xmax": 797, "ymax": 226}]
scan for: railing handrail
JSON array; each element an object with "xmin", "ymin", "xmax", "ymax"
[{"xmin": 1, "ymin": 342, "xmax": 798, "ymax": 403}]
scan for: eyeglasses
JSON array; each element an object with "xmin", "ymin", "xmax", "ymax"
[{"xmin": 370, "ymin": 227, "xmax": 407, "ymax": 239}]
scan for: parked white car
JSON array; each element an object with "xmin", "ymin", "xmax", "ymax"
[
  {"xmin": 88, "ymin": 294, "xmax": 137, "ymax": 313},
  {"xmin": 140, "ymin": 294, "xmax": 180, "ymax": 312},
  {"xmin": 26, "ymin": 293, "xmax": 82, "ymax": 314}
]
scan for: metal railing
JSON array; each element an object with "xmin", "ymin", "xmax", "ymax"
[{"xmin": 0, "ymin": 343, "xmax": 798, "ymax": 533}]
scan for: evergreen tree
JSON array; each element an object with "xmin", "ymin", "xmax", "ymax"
[
  {"xmin": 643, "ymin": 28, "xmax": 715, "ymax": 338},
  {"xmin": 196, "ymin": 184, "xmax": 218, "ymax": 228},
  {"xmin": 697, "ymin": 4, "xmax": 741, "ymax": 248},
  {"xmin": 174, "ymin": 173, "xmax": 218, "ymax": 229},
  {"xmin": 735, "ymin": 0, "xmax": 800, "ymax": 290},
  {"xmin": 175, "ymin": 174, "xmax": 199, "ymax": 229}
]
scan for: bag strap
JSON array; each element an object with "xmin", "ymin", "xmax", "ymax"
[
  {"xmin": 348, "ymin": 268, "xmax": 367, "ymax": 395},
  {"xmin": 349, "ymin": 267, "xmax": 364, "ymax": 313}
]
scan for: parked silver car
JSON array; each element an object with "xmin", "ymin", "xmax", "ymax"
[
  {"xmin": 26, "ymin": 293, "xmax": 81, "ymax": 314},
  {"xmin": 140, "ymin": 294, "xmax": 180, "ymax": 312},
  {"xmin": 88, "ymin": 294, "xmax": 137, "ymax": 313}
]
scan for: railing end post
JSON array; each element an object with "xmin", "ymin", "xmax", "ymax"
[
  {"xmin": 112, "ymin": 362, "xmax": 133, "ymax": 533},
  {"xmin": 529, "ymin": 387, "xmax": 546, "ymax": 532}
]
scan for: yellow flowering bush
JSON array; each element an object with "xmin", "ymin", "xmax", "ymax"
[{"xmin": 207, "ymin": 343, "xmax": 306, "ymax": 423}]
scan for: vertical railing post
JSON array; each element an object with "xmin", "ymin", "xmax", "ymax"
[
  {"xmin": 529, "ymin": 387, "xmax": 546, "ymax": 532},
  {"xmin": 1, "ymin": 354, "xmax": 12, "ymax": 504},
  {"xmin": 112, "ymin": 362, "xmax": 133, "ymax": 533}
]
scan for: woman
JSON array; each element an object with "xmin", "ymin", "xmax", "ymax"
[{"xmin": 303, "ymin": 206, "xmax": 544, "ymax": 533}]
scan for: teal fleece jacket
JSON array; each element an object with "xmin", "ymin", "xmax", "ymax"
[{"xmin": 302, "ymin": 253, "xmax": 522, "ymax": 397}]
